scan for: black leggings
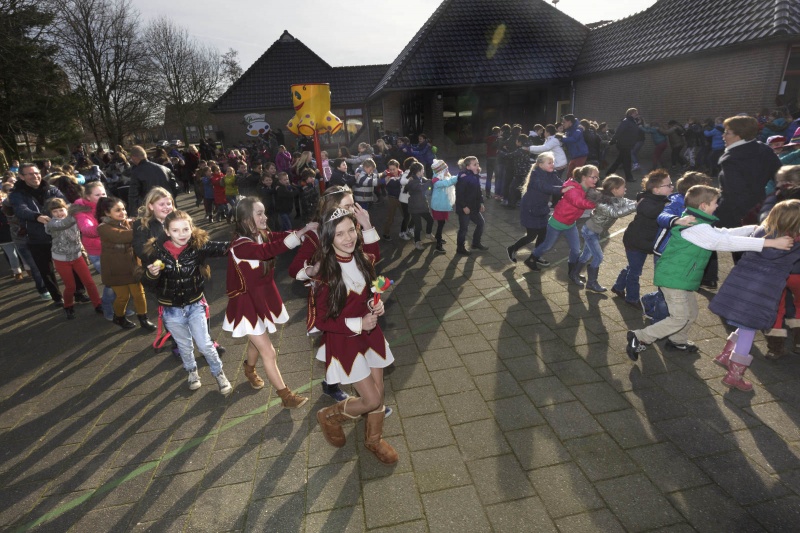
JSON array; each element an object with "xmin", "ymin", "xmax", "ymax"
[
  {"xmin": 509, "ymin": 227, "xmax": 547, "ymax": 253},
  {"xmin": 400, "ymin": 203, "xmax": 412, "ymax": 232},
  {"xmin": 411, "ymin": 213, "xmax": 433, "ymax": 242},
  {"xmin": 435, "ymin": 219, "xmax": 446, "ymax": 244}
]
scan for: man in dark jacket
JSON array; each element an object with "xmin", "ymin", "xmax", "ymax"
[
  {"xmin": 236, "ymin": 162, "xmax": 262, "ymax": 197},
  {"xmin": 606, "ymin": 108, "xmax": 640, "ymax": 182},
  {"xmin": 561, "ymin": 114, "xmax": 589, "ymax": 178},
  {"xmin": 9, "ymin": 163, "xmax": 66, "ymax": 303},
  {"xmin": 128, "ymin": 145, "xmax": 179, "ymax": 211},
  {"xmin": 715, "ymin": 116, "xmax": 782, "ymax": 262}
]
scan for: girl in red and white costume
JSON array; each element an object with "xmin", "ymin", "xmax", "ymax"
[
  {"xmin": 223, "ymin": 197, "xmax": 317, "ymax": 408},
  {"xmin": 311, "ymin": 208, "xmax": 397, "ymax": 464},
  {"xmin": 288, "ymin": 185, "xmax": 381, "ymax": 404}
]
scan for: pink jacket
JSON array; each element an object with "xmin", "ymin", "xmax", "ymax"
[
  {"xmin": 72, "ymin": 197, "xmax": 102, "ymax": 256},
  {"xmin": 275, "ymin": 151, "xmax": 293, "ymax": 174},
  {"xmin": 552, "ymin": 180, "xmax": 596, "ymax": 226}
]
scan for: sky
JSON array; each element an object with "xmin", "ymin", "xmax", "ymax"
[{"xmin": 131, "ymin": 0, "xmax": 659, "ymax": 71}]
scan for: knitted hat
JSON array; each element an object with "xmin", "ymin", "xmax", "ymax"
[
  {"xmin": 767, "ymin": 135, "xmax": 786, "ymax": 145},
  {"xmin": 784, "ymin": 127, "xmax": 800, "ymax": 148},
  {"xmin": 431, "ymin": 159, "xmax": 449, "ymax": 176}
]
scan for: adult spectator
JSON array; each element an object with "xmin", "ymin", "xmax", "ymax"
[
  {"xmin": 127, "ymin": 145, "xmax": 178, "ymax": 212},
  {"xmin": 606, "ymin": 108, "xmax": 640, "ymax": 181},
  {"xmin": 560, "ymin": 114, "xmax": 588, "ymax": 177},
  {"xmin": 716, "ymin": 116, "xmax": 782, "ymax": 262},
  {"xmin": 9, "ymin": 163, "xmax": 66, "ymax": 304},
  {"xmin": 237, "ymin": 162, "xmax": 262, "ymax": 197}
]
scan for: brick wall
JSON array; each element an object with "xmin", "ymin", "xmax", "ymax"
[
  {"xmin": 381, "ymin": 92, "xmax": 405, "ymax": 134},
  {"xmin": 574, "ymin": 42, "xmax": 791, "ymax": 126}
]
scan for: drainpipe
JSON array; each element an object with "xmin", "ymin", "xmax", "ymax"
[{"xmin": 571, "ymin": 80, "xmax": 576, "ymax": 115}]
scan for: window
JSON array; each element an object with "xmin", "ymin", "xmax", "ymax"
[{"xmin": 443, "ymin": 92, "xmax": 479, "ymax": 144}]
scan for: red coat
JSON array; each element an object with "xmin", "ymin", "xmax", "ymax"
[
  {"xmin": 211, "ymin": 173, "xmax": 226, "ymax": 204},
  {"xmin": 552, "ymin": 179, "xmax": 596, "ymax": 226}
]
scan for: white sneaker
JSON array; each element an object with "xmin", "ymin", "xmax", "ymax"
[
  {"xmin": 426, "ymin": 233, "xmax": 436, "ymax": 241},
  {"xmin": 414, "ymin": 241, "xmax": 424, "ymax": 250},
  {"xmin": 188, "ymin": 370, "xmax": 201, "ymax": 391},
  {"xmin": 215, "ymin": 371, "xmax": 232, "ymax": 396},
  {"xmin": 399, "ymin": 232, "xmax": 411, "ymax": 241}
]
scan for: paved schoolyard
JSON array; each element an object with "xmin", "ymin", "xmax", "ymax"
[{"xmin": 2, "ymin": 176, "xmax": 800, "ymax": 532}]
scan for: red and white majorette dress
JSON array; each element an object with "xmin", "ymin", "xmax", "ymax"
[
  {"xmin": 223, "ymin": 231, "xmax": 302, "ymax": 337},
  {"xmin": 291, "ymin": 226, "xmax": 381, "ymax": 337},
  {"xmin": 308, "ymin": 246, "xmax": 394, "ymax": 385}
]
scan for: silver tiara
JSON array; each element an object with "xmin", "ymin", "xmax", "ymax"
[
  {"xmin": 326, "ymin": 207, "xmax": 350, "ymax": 223},
  {"xmin": 322, "ymin": 185, "xmax": 351, "ymax": 197}
]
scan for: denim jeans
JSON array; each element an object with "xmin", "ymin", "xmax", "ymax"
[
  {"xmin": 578, "ymin": 225, "xmax": 603, "ymax": 268},
  {"xmin": 14, "ymin": 242, "xmax": 45, "ymax": 292},
  {"xmin": 532, "ymin": 224, "xmax": 581, "ymax": 263},
  {"xmin": 278, "ymin": 212, "xmax": 292, "ymax": 231},
  {"xmin": 89, "ymin": 254, "xmax": 117, "ymax": 319},
  {"xmin": 162, "ymin": 300, "xmax": 223, "ymax": 375},
  {"xmin": 457, "ymin": 210, "xmax": 485, "ymax": 249},
  {"xmin": 612, "ymin": 249, "xmax": 649, "ymax": 303}
]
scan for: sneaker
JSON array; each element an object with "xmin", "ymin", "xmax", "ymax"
[
  {"xmin": 383, "ymin": 234, "xmax": 392, "ymax": 241},
  {"xmin": 700, "ymin": 281, "xmax": 718, "ymax": 290},
  {"xmin": 414, "ymin": 241, "xmax": 424, "ymax": 251},
  {"xmin": 665, "ymin": 339, "xmax": 699, "ymax": 353},
  {"xmin": 506, "ymin": 246, "xmax": 517, "ymax": 263},
  {"xmin": 215, "ymin": 371, "xmax": 232, "ymax": 396},
  {"xmin": 399, "ymin": 232, "xmax": 411, "ymax": 241},
  {"xmin": 626, "ymin": 331, "xmax": 647, "ymax": 361},
  {"xmin": 456, "ymin": 248, "xmax": 471, "ymax": 255},
  {"xmin": 213, "ymin": 341, "xmax": 226, "ymax": 356},
  {"xmin": 426, "ymin": 233, "xmax": 436, "ymax": 241},
  {"xmin": 65, "ymin": 306, "xmax": 76, "ymax": 320},
  {"xmin": 384, "ymin": 406, "xmax": 393, "ymax": 418},
  {"xmin": 171, "ymin": 346, "xmax": 182, "ymax": 360},
  {"xmin": 125, "ymin": 308, "xmax": 136, "ymax": 317},
  {"xmin": 610, "ymin": 287, "xmax": 625, "ymax": 299},
  {"xmin": 74, "ymin": 292, "xmax": 91, "ymax": 303},
  {"xmin": 472, "ymin": 243, "xmax": 489, "ymax": 251},
  {"xmin": 39, "ymin": 292, "xmax": 52, "ymax": 301},
  {"xmin": 434, "ymin": 245, "xmax": 446, "ymax": 254},
  {"xmin": 323, "ymin": 383, "xmax": 349, "ymax": 402},
  {"xmin": 188, "ymin": 370, "xmax": 201, "ymax": 391},
  {"xmin": 536, "ymin": 257, "xmax": 550, "ymax": 267}
]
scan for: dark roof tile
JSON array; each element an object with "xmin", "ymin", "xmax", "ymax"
[{"xmin": 573, "ymin": 0, "xmax": 800, "ymax": 76}]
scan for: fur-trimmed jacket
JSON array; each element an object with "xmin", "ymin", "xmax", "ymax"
[
  {"xmin": 143, "ymin": 231, "xmax": 229, "ymax": 307},
  {"xmin": 45, "ymin": 210, "xmax": 84, "ymax": 262},
  {"xmin": 97, "ymin": 218, "xmax": 140, "ymax": 286}
]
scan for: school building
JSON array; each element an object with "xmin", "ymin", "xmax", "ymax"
[{"xmin": 209, "ymin": 0, "xmax": 800, "ymax": 156}]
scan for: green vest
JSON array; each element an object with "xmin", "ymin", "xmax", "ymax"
[{"xmin": 653, "ymin": 207, "xmax": 718, "ymax": 291}]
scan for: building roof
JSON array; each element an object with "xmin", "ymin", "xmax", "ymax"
[
  {"xmin": 369, "ymin": 0, "xmax": 589, "ymax": 98},
  {"xmin": 209, "ymin": 31, "xmax": 388, "ymax": 113},
  {"xmin": 573, "ymin": 0, "xmax": 800, "ymax": 76}
]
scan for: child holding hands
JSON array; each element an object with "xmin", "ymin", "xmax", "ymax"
[{"xmin": 144, "ymin": 210, "xmax": 232, "ymax": 394}]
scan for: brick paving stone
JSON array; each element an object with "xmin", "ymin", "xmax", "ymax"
[
  {"xmin": 666, "ymin": 485, "xmax": 766, "ymax": 532},
  {"xmin": 571, "ymin": 382, "xmax": 633, "ymax": 414},
  {"xmin": 748, "ymin": 401, "xmax": 800, "ymax": 442},
  {"xmin": 596, "ymin": 408, "xmax": 665, "ymax": 449},
  {"xmin": 450, "ymin": 332, "xmax": 492, "ymax": 355},
  {"xmin": 554, "ymin": 508, "xmax": 626, "ymax": 533},
  {"xmin": 362, "ymin": 472, "xmax": 423, "ymax": 529},
  {"xmin": 401, "ymin": 412, "xmax": 455, "ymax": 451},
  {"xmin": 655, "ymin": 417, "xmax": 738, "ymax": 458},
  {"xmin": 696, "ymin": 451, "xmax": 791, "ymax": 505},
  {"xmin": 487, "ymin": 394, "xmax": 545, "ymax": 431},
  {"xmin": 244, "ymin": 493, "xmax": 305, "ymax": 532},
  {"xmin": 522, "ymin": 375, "xmax": 577, "ymax": 407},
  {"xmin": 596, "ymin": 473, "xmax": 684, "ymax": 531},
  {"xmin": 410, "ymin": 445, "xmax": 471, "ymax": 493},
  {"xmin": 452, "ymin": 418, "xmax": 511, "ymax": 460},
  {"xmin": 627, "ymin": 442, "xmax": 711, "ymax": 493},
  {"xmin": 395, "ymin": 385, "xmax": 443, "ymax": 418},
  {"xmin": 540, "ymin": 401, "xmax": 603, "ymax": 441},
  {"xmin": 565, "ymin": 433, "xmax": 639, "ymax": 482},
  {"xmin": 439, "ymin": 389, "xmax": 493, "ymax": 425},
  {"xmin": 529, "ymin": 462, "xmax": 605, "ymax": 518},
  {"xmin": 421, "ymin": 485, "xmax": 491, "ymax": 533},
  {"xmin": 746, "ymin": 495, "xmax": 800, "ymax": 532},
  {"xmin": 132, "ymin": 470, "xmax": 204, "ymax": 522},
  {"xmin": 506, "ymin": 424, "xmax": 571, "ymax": 470},
  {"xmin": 468, "ymin": 453, "xmax": 537, "ymax": 506},
  {"xmin": 429, "ymin": 366, "xmax": 475, "ymax": 396},
  {"xmin": 251, "ymin": 452, "xmax": 307, "ymax": 500},
  {"xmin": 419, "ymin": 346, "xmax": 463, "ymax": 371},
  {"xmin": 304, "ymin": 505, "xmax": 365, "ymax": 533},
  {"xmin": 460, "ymin": 350, "xmax": 507, "ymax": 376},
  {"xmin": 726, "ymin": 425, "xmax": 800, "ymax": 475},
  {"xmin": 486, "ymin": 497, "xmax": 557, "ymax": 533},
  {"xmin": 502, "ymin": 354, "xmax": 552, "ymax": 381},
  {"xmin": 473, "ymin": 370, "xmax": 524, "ymax": 400},
  {"xmin": 305, "ymin": 460, "xmax": 361, "ymax": 513}
]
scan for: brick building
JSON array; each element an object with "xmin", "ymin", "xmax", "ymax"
[{"xmin": 210, "ymin": 0, "xmax": 800, "ymax": 157}]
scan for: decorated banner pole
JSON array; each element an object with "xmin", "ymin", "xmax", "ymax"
[
  {"xmin": 371, "ymin": 275, "xmax": 393, "ymax": 308},
  {"xmin": 286, "ymin": 83, "xmax": 343, "ymax": 194}
]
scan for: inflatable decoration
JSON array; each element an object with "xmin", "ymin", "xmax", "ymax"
[{"xmin": 287, "ymin": 84, "xmax": 343, "ymax": 136}]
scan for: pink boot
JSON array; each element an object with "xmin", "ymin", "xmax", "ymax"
[
  {"xmin": 722, "ymin": 361, "xmax": 753, "ymax": 392},
  {"xmin": 714, "ymin": 331, "xmax": 738, "ymax": 368}
]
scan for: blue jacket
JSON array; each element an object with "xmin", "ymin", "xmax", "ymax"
[
  {"xmin": 201, "ymin": 176, "xmax": 214, "ymax": 199},
  {"xmin": 9, "ymin": 180, "xmax": 66, "ymax": 244},
  {"xmin": 412, "ymin": 142, "xmax": 434, "ymax": 166},
  {"xmin": 430, "ymin": 175, "xmax": 458, "ymax": 212},
  {"xmin": 704, "ymin": 126, "xmax": 725, "ymax": 150},
  {"xmin": 653, "ymin": 192, "xmax": 685, "ymax": 255},
  {"xmin": 561, "ymin": 123, "xmax": 588, "ymax": 160},
  {"xmin": 709, "ymin": 228, "xmax": 800, "ymax": 329},
  {"xmin": 455, "ymin": 169, "xmax": 483, "ymax": 212},
  {"xmin": 641, "ymin": 126, "xmax": 667, "ymax": 146},
  {"xmin": 519, "ymin": 166, "xmax": 563, "ymax": 229}
]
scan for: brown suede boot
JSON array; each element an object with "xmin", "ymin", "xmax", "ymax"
[
  {"xmin": 364, "ymin": 406, "xmax": 399, "ymax": 464},
  {"xmin": 242, "ymin": 360, "xmax": 264, "ymax": 389},
  {"xmin": 276, "ymin": 387, "xmax": 308, "ymax": 409},
  {"xmin": 317, "ymin": 398, "xmax": 357, "ymax": 447},
  {"xmin": 764, "ymin": 330, "xmax": 787, "ymax": 361}
]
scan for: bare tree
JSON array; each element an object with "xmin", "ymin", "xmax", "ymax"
[
  {"xmin": 221, "ymin": 48, "xmax": 243, "ymax": 87},
  {"xmin": 144, "ymin": 17, "xmax": 224, "ymax": 142},
  {"xmin": 53, "ymin": 0, "xmax": 155, "ymax": 146}
]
